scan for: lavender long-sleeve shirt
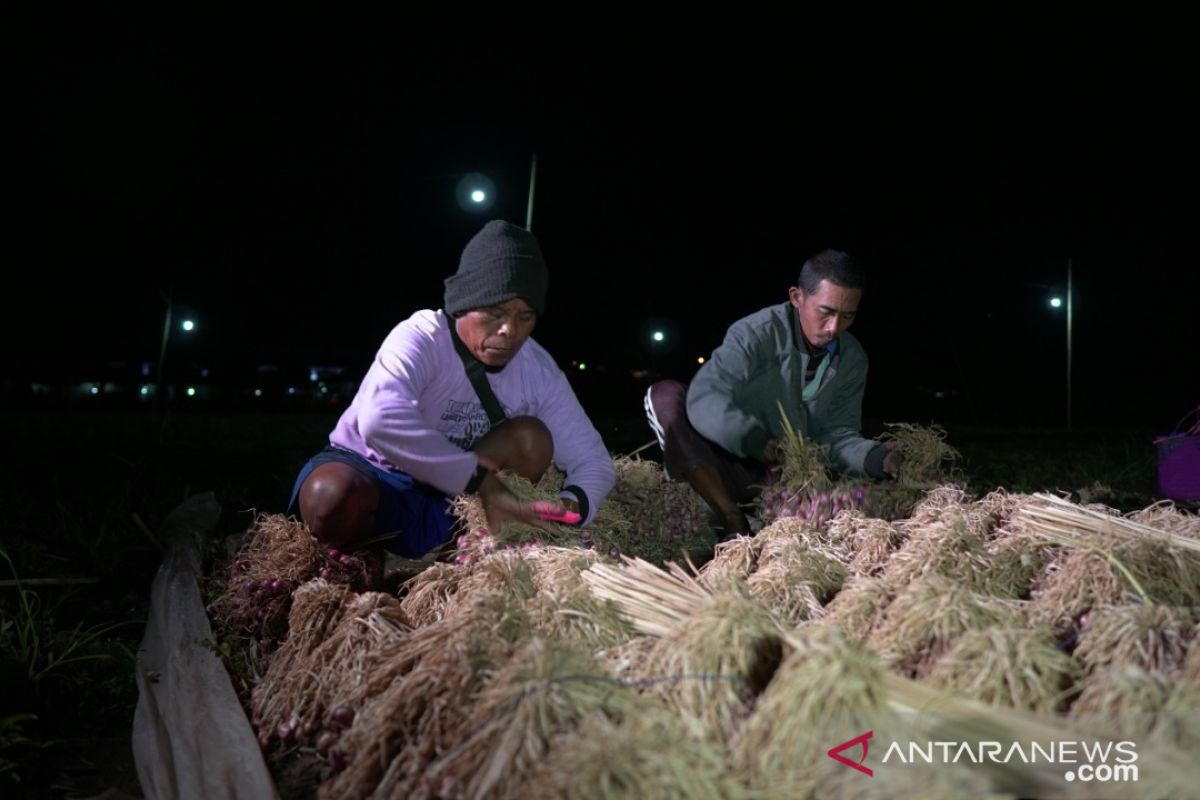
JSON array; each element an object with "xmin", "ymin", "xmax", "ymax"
[{"xmin": 330, "ymin": 309, "xmax": 615, "ymax": 525}]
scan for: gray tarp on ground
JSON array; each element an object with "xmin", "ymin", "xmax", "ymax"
[{"xmin": 132, "ymin": 493, "xmax": 278, "ymax": 800}]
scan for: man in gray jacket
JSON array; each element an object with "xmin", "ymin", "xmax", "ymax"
[{"xmin": 644, "ymin": 249, "xmax": 899, "ymax": 538}]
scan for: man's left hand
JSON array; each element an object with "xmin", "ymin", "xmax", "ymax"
[{"xmin": 882, "ymin": 440, "xmax": 903, "ymax": 478}]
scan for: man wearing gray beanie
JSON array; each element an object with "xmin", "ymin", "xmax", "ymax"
[{"xmin": 286, "ymin": 221, "xmax": 615, "ymax": 570}]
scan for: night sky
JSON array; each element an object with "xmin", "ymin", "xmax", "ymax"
[{"xmin": 9, "ymin": 12, "xmax": 1198, "ymax": 428}]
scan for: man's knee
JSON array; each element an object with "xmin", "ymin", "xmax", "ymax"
[
  {"xmin": 298, "ymin": 464, "xmax": 378, "ymax": 544},
  {"xmin": 504, "ymin": 416, "xmax": 553, "ymax": 456},
  {"xmin": 476, "ymin": 416, "xmax": 553, "ymax": 479},
  {"xmin": 647, "ymin": 379, "xmax": 686, "ymax": 417},
  {"xmin": 646, "ymin": 380, "xmax": 688, "ymax": 448}
]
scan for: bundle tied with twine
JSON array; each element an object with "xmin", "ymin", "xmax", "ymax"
[
  {"xmin": 1068, "ymin": 663, "xmax": 1172, "ymax": 739},
  {"xmin": 521, "ymin": 546, "xmax": 636, "ymax": 649},
  {"xmin": 902, "ymin": 484, "xmax": 976, "ymax": 528},
  {"xmin": 320, "ymin": 550, "xmax": 632, "ymax": 797},
  {"xmin": 880, "ymin": 510, "xmax": 992, "ymax": 588},
  {"xmin": 754, "ymin": 402, "xmax": 871, "ymax": 529},
  {"xmin": 1158, "ymin": 641, "xmax": 1200, "ymax": 751},
  {"xmin": 640, "ymin": 588, "xmax": 789, "ymax": 742},
  {"xmin": 744, "ymin": 540, "xmax": 848, "ymax": 624},
  {"xmin": 1127, "ymin": 500, "xmax": 1200, "ymax": 540},
  {"xmin": 866, "ymin": 573, "xmax": 1026, "ymax": 676},
  {"xmin": 1074, "ymin": 603, "xmax": 1198, "ymax": 675},
  {"xmin": 452, "ymin": 460, "xmax": 712, "ymax": 566},
  {"xmin": 426, "ymin": 549, "xmax": 539, "ymax": 620},
  {"xmin": 401, "ymin": 547, "xmax": 634, "ymax": 652},
  {"xmin": 975, "ymin": 531, "xmax": 1052, "ymax": 599},
  {"xmin": 845, "ymin": 423, "xmax": 962, "ymax": 523},
  {"xmin": 387, "ymin": 637, "xmax": 633, "ymax": 800},
  {"xmin": 449, "ymin": 472, "xmax": 590, "ymax": 563},
  {"xmin": 582, "ymin": 557, "xmax": 789, "ymax": 743},
  {"xmin": 251, "ymin": 583, "xmax": 410, "ymax": 755},
  {"xmin": 823, "ymin": 510, "xmax": 906, "ymax": 577},
  {"xmin": 753, "ymin": 517, "xmax": 847, "ymax": 565},
  {"xmin": 773, "ymin": 400, "xmax": 832, "ymax": 498},
  {"xmin": 729, "ymin": 624, "xmax": 888, "ymax": 794},
  {"xmin": 207, "ymin": 513, "xmax": 373, "ymax": 644},
  {"xmin": 823, "ymin": 575, "xmax": 902, "ymax": 642},
  {"xmin": 742, "ymin": 629, "xmax": 1014, "ymax": 800},
  {"xmin": 246, "ymin": 578, "xmax": 356, "ymax": 740},
  {"xmin": 879, "ymin": 422, "xmax": 961, "ymax": 489},
  {"xmin": 319, "ymin": 591, "xmax": 533, "ymax": 800},
  {"xmin": 1020, "ymin": 493, "xmax": 1200, "ymax": 631},
  {"xmin": 696, "ymin": 534, "xmax": 763, "ymax": 589},
  {"xmin": 925, "ymin": 625, "xmax": 1081, "ymax": 713},
  {"xmin": 521, "ymin": 705, "xmax": 750, "ymax": 800},
  {"xmin": 398, "ymin": 561, "xmax": 469, "ymax": 628},
  {"xmin": 750, "ymin": 517, "xmax": 837, "ymax": 562},
  {"xmin": 597, "ymin": 634, "xmax": 657, "ymax": 682},
  {"xmin": 576, "ymin": 547, "xmax": 1200, "ymax": 800}
]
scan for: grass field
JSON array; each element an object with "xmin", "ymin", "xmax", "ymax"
[{"xmin": 0, "ymin": 409, "xmax": 1175, "ymax": 796}]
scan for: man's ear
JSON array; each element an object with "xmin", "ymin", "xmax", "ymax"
[{"xmin": 787, "ymin": 286, "xmax": 805, "ymax": 309}]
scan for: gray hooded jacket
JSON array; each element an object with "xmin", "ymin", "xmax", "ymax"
[{"xmin": 685, "ymin": 301, "xmax": 881, "ymax": 476}]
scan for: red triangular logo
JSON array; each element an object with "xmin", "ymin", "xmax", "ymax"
[{"xmin": 827, "ymin": 730, "xmax": 874, "ymax": 776}]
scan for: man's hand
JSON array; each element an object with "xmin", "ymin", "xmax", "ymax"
[
  {"xmin": 476, "ymin": 472, "xmax": 576, "ymax": 532},
  {"xmin": 529, "ymin": 503, "xmax": 581, "ymax": 525},
  {"xmin": 882, "ymin": 440, "xmax": 903, "ymax": 478}
]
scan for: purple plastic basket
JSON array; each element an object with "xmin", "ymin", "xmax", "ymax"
[{"xmin": 1155, "ymin": 406, "xmax": 1200, "ymax": 502}]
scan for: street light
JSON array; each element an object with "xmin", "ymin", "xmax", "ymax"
[
  {"xmin": 1065, "ymin": 259, "xmax": 1073, "ymax": 430},
  {"xmin": 1048, "ymin": 261, "xmax": 1074, "ymax": 429},
  {"xmin": 154, "ymin": 288, "xmax": 197, "ymax": 412},
  {"xmin": 456, "ymin": 173, "xmax": 495, "ymax": 213},
  {"xmin": 452, "ymin": 154, "xmax": 539, "ymax": 229}
]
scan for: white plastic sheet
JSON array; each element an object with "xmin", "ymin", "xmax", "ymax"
[{"xmin": 132, "ymin": 493, "xmax": 278, "ymax": 800}]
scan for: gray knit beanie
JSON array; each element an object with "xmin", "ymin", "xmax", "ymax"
[{"xmin": 443, "ymin": 221, "xmax": 548, "ymax": 316}]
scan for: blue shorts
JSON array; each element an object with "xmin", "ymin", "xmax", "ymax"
[{"xmin": 287, "ymin": 446, "xmax": 457, "ymax": 558}]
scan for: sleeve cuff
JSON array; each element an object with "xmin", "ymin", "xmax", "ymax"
[
  {"xmin": 864, "ymin": 443, "xmax": 889, "ymax": 480},
  {"xmin": 560, "ymin": 485, "xmax": 589, "ymax": 526},
  {"xmin": 743, "ymin": 428, "xmax": 770, "ymax": 462},
  {"xmin": 464, "ymin": 462, "xmax": 490, "ymax": 493}
]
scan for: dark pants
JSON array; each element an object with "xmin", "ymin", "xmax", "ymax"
[
  {"xmin": 644, "ymin": 379, "xmax": 766, "ymax": 505},
  {"xmin": 287, "ymin": 446, "xmax": 455, "ymax": 558}
]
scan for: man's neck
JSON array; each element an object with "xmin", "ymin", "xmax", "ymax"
[{"xmin": 792, "ymin": 310, "xmax": 834, "ymax": 358}]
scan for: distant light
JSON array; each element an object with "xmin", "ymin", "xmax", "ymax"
[
  {"xmin": 90, "ymin": 385, "xmax": 99, "ymax": 395},
  {"xmin": 457, "ymin": 173, "xmax": 495, "ymax": 212},
  {"xmin": 697, "ymin": 356, "xmax": 706, "ymax": 364},
  {"xmin": 254, "ymin": 389, "xmax": 263, "ymax": 397},
  {"xmin": 200, "ymin": 368, "xmax": 209, "ymax": 378},
  {"xmin": 1049, "ymin": 297, "xmax": 1063, "ymax": 309},
  {"xmin": 578, "ymin": 363, "xmax": 587, "ymax": 371},
  {"xmin": 309, "ymin": 369, "xmax": 319, "ymax": 382},
  {"xmin": 140, "ymin": 385, "xmax": 150, "ymax": 397},
  {"xmin": 186, "ymin": 387, "xmax": 196, "ymax": 397},
  {"xmin": 652, "ymin": 331, "xmax": 665, "ymax": 343},
  {"xmin": 181, "ymin": 319, "xmax": 195, "ymax": 332},
  {"xmin": 287, "ymin": 387, "xmax": 297, "ymax": 395}
]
